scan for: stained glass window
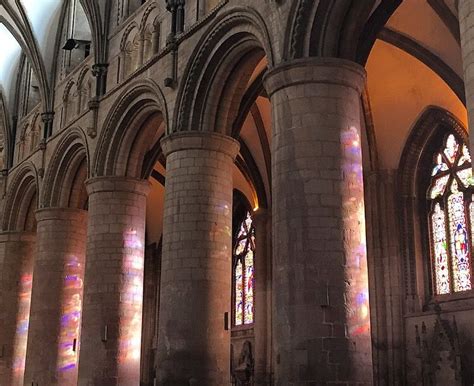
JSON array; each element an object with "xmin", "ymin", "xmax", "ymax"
[
  {"xmin": 428, "ymin": 134, "xmax": 473, "ymax": 295},
  {"xmin": 233, "ymin": 212, "xmax": 255, "ymax": 326}
]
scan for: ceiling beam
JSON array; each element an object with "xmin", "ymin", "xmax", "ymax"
[
  {"xmin": 378, "ymin": 27, "xmax": 465, "ymax": 105},
  {"xmin": 427, "ymin": 0, "xmax": 460, "ymax": 44}
]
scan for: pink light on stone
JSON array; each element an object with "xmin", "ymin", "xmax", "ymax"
[
  {"xmin": 57, "ymin": 256, "xmax": 83, "ymax": 374},
  {"xmin": 12, "ymin": 272, "xmax": 33, "ymax": 379},
  {"xmin": 124, "ymin": 229, "xmax": 143, "ymax": 250},
  {"xmin": 341, "ymin": 126, "xmax": 371, "ymax": 340},
  {"xmin": 118, "ymin": 232, "xmax": 144, "ymax": 366}
]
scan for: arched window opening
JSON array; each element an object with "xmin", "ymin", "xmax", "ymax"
[
  {"xmin": 77, "ymin": 69, "xmax": 92, "ymax": 113},
  {"xmin": 428, "ymin": 133, "xmax": 473, "ymax": 295},
  {"xmin": 121, "ymin": 26, "xmax": 140, "ymax": 80},
  {"xmin": 17, "ymin": 59, "xmax": 41, "ymax": 119},
  {"xmin": 61, "ymin": 0, "xmax": 92, "ymax": 76},
  {"xmin": 233, "ymin": 211, "xmax": 255, "ymax": 327},
  {"xmin": 62, "ymin": 81, "xmax": 76, "ymax": 126}
]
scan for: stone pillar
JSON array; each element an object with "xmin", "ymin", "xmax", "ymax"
[
  {"xmin": 77, "ymin": 177, "xmax": 150, "ymax": 386},
  {"xmin": 156, "ymin": 132, "xmax": 240, "ymax": 385},
  {"xmin": 365, "ymin": 170, "xmax": 403, "ymax": 385},
  {"xmin": 0, "ymin": 232, "xmax": 35, "ymax": 386},
  {"xmin": 263, "ymin": 58, "xmax": 373, "ymax": 385},
  {"xmin": 24, "ymin": 208, "xmax": 87, "ymax": 386},
  {"xmin": 460, "ymin": 1, "xmax": 474, "ymax": 159},
  {"xmin": 253, "ymin": 209, "xmax": 271, "ymax": 384}
]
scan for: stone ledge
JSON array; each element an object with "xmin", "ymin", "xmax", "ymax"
[
  {"xmin": 160, "ymin": 131, "xmax": 240, "ymax": 159},
  {"xmin": 35, "ymin": 207, "xmax": 88, "ymax": 223},
  {"xmin": 263, "ymin": 57, "xmax": 366, "ymax": 97},
  {"xmin": 85, "ymin": 176, "xmax": 152, "ymax": 196}
]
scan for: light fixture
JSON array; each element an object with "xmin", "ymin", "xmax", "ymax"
[{"xmin": 62, "ymin": 38, "xmax": 77, "ymax": 50}]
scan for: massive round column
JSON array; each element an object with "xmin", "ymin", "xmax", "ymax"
[
  {"xmin": 77, "ymin": 176, "xmax": 150, "ymax": 386},
  {"xmin": 264, "ymin": 58, "xmax": 373, "ymax": 385},
  {"xmin": 0, "ymin": 232, "xmax": 35, "ymax": 386},
  {"xmin": 253, "ymin": 209, "xmax": 271, "ymax": 384},
  {"xmin": 156, "ymin": 132, "xmax": 239, "ymax": 385},
  {"xmin": 24, "ymin": 208, "xmax": 87, "ymax": 386}
]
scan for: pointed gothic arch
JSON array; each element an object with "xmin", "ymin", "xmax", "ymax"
[{"xmin": 399, "ymin": 106, "xmax": 469, "ymax": 302}]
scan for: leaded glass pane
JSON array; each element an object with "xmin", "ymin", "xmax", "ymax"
[
  {"xmin": 431, "ymin": 203, "xmax": 450, "ymax": 295},
  {"xmin": 427, "ymin": 133, "xmax": 473, "ymax": 296},
  {"xmin": 233, "ymin": 211, "xmax": 256, "ymax": 326},
  {"xmin": 244, "ymin": 250, "xmax": 254, "ymax": 324},
  {"xmin": 447, "ymin": 181, "xmax": 472, "ymax": 292},
  {"xmin": 430, "ymin": 175, "xmax": 449, "ymax": 199},
  {"xmin": 457, "ymin": 168, "xmax": 472, "ymax": 188},
  {"xmin": 432, "ymin": 153, "xmax": 449, "ymax": 176},
  {"xmin": 458, "ymin": 145, "xmax": 472, "ymax": 166},
  {"xmin": 235, "ymin": 260, "xmax": 243, "ymax": 326},
  {"xmin": 444, "ymin": 134, "xmax": 459, "ymax": 164}
]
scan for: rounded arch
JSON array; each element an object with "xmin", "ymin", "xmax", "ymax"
[
  {"xmin": 288, "ymin": 0, "xmax": 402, "ymax": 63},
  {"xmin": 62, "ymin": 80, "xmax": 76, "ymax": 103},
  {"xmin": 77, "ymin": 67, "xmax": 93, "ymax": 113},
  {"xmin": 398, "ymin": 106, "xmax": 468, "ymax": 303},
  {"xmin": 139, "ymin": 2, "xmax": 158, "ymax": 32},
  {"xmin": 1, "ymin": 162, "xmax": 39, "ymax": 231},
  {"xmin": 93, "ymin": 78, "xmax": 168, "ymax": 178},
  {"xmin": 41, "ymin": 128, "xmax": 90, "ymax": 209},
  {"xmin": 120, "ymin": 22, "xmax": 139, "ymax": 51},
  {"xmin": 174, "ymin": 7, "xmax": 274, "ymax": 135},
  {"xmin": 77, "ymin": 66, "xmax": 91, "ymax": 88}
]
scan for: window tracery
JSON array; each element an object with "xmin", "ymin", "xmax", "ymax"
[{"xmin": 428, "ymin": 134, "xmax": 473, "ymax": 295}]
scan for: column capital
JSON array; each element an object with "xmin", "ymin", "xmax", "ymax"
[
  {"xmin": 263, "ymin": 57, "xmax": 366, "ymax": 97},
  {"xmin": 85, "ymin": 176, "xmax": 151, "ymax": 197},
  {"xmin": 91, "ymin": 63, "xmax": 109, "ymax": 77},
  {"xmin": 41, "ymin": 111, "xmax": 55, "ymax": 123},
  {"xmin": 35, "ymin": 207, "xmax": 87, "ymax": 223},
  {"xmin": 160, "ymin": 131, "xmax": 240, "ymax": 159}
]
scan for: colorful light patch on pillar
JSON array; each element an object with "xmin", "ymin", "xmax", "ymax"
[
  {"xmin": 12, "ymin": 273, "xmax": 33, "ymax": 380},
  {"xmin": 341, "ymin": 126, "xmax": 371, "ymax": 338},
  {"xmin": 57, "ymin": 256, "xmax": 84, "ymax": 373},
  {"xmin": 118, "ymin": 229, "xmax": 144, "ymax": 365}
]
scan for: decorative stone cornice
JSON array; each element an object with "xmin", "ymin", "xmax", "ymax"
[
  {"xmin": 160, "ymin": 131, "xmax": 240, "ymax": 160},
  {"xmin": 263, "ymin": 57, "xmax": 366, "ymax": 97},
  {"xmin": 85, "ymin": 176, "xmax": 151, "ymax": 197}
]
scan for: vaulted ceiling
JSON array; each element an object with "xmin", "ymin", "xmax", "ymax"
[
  {"xmin": 0, "ymin": 0, "xmax": 64, "ymax": 110},
  {"xmin": 366, "ymin": 0, "xmax": 466, "ymax": 170},
  {"xmin": 0, "ymin": 0, "xmax": 97, "ymax": 115}
]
